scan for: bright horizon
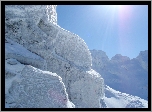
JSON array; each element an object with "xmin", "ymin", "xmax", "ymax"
[{"xmin": 57, "ymin": 5, "xmax": 148, "ymax": 59}]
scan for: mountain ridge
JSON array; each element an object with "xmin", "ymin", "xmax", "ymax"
[
  {"xmin": 90, "ymin": 49, "xmax": 148, "ymax": 61},
  {"xmin": 90, "ymin": 49, "xmax": 148, "ymax": 100}
]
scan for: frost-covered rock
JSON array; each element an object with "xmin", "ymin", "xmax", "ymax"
[
  {"xmin": 69, "ymin": 69, "xmax": 104, "ymax": 108},
  {"xmin": 5, "ymin": 5, "xmax": 105, "ymax": 108},
  {"xmin": 5, "ymin": 38, "xmax": 47, "ymax": 71},
  {"xmin": 5, "ymin": 60, "xmax": 75, "ymax": 108},
  {"xmin": 5, "ymin": 5, "xmax": 92, "ymax": 70}
]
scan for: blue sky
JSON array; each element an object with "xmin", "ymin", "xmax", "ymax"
[{"xmin": 57, "ymin": 5, "xmax": 148, "ymax": 59}]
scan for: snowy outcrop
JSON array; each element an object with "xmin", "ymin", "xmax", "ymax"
[
  {"xmin": 5, "ymin": 5, "xmax": 105, "ymax": 108},
  {"xmin": 5, "ymin": 60, "xmax": 74, "ymax": 108}
]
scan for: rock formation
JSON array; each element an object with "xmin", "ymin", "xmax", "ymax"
[{"xmin": 5, "ymin": 5, "xmax": 105, "ymax": 108}]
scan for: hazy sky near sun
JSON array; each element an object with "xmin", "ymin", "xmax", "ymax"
[{"xmin": 57, "ymin": 5, "xmax": 148, "ymax": 59}]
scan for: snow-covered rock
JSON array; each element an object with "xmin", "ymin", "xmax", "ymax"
[
  {"xmin": 5, "ymin": 38, "xmax": 47, "ymax": 71},
  {"xmin": 5, "ymin": 60, "xmax": 75, "ymax": 108},
  {"xmin": 5, "ymin": 5, "xmax": 92, "ymax": 70},
  {"xmin": 5, "ymin": 5, "xmax": 105, "ymax": 108},
  {"xmin": 69, "ymin": 69, "xmax": 104, "ymax": 108}
]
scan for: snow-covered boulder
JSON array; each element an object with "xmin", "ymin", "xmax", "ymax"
[{"xmin": 5, "ymin": 60, "xmax": 75, "ymax": 108}]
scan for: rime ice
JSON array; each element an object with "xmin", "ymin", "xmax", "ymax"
[{"xmin": 5, "ymin": 5, "xmax": 104, "ymax": 108}]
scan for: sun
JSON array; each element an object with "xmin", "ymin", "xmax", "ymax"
[{"xmin": 110, "ymin": 5, "xmax": 123, "ymax": 10}]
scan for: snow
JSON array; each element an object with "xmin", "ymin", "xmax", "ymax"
[
  {"xmin": 5, "ymin": 38, "xmax": 44, "ymax": 60},
  {"xmin": 5, "ymin": 58, "xmax": 25, "ymax": 73},
  {"xmin": 5, "ymin": 38, "xmax": 47, "ymax": 70},
  {"xmin": 67, "ymin": 100, "xmax": 75, "ymax": 108},
  {"xmin": 104, "ymin": 85, "xmax": 148, "ymax": 108},
  {"xmin": 5, "ymin": 58, "xmax": 25, "ymax": 94}
]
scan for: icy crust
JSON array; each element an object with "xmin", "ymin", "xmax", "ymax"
[
  {"xmin": 5, "ymin": 64, "xmax": 75, "ymax": 108},
  {"xmin": 5, "ymin": 39, "xmax": 47, "ymax": 71}
]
